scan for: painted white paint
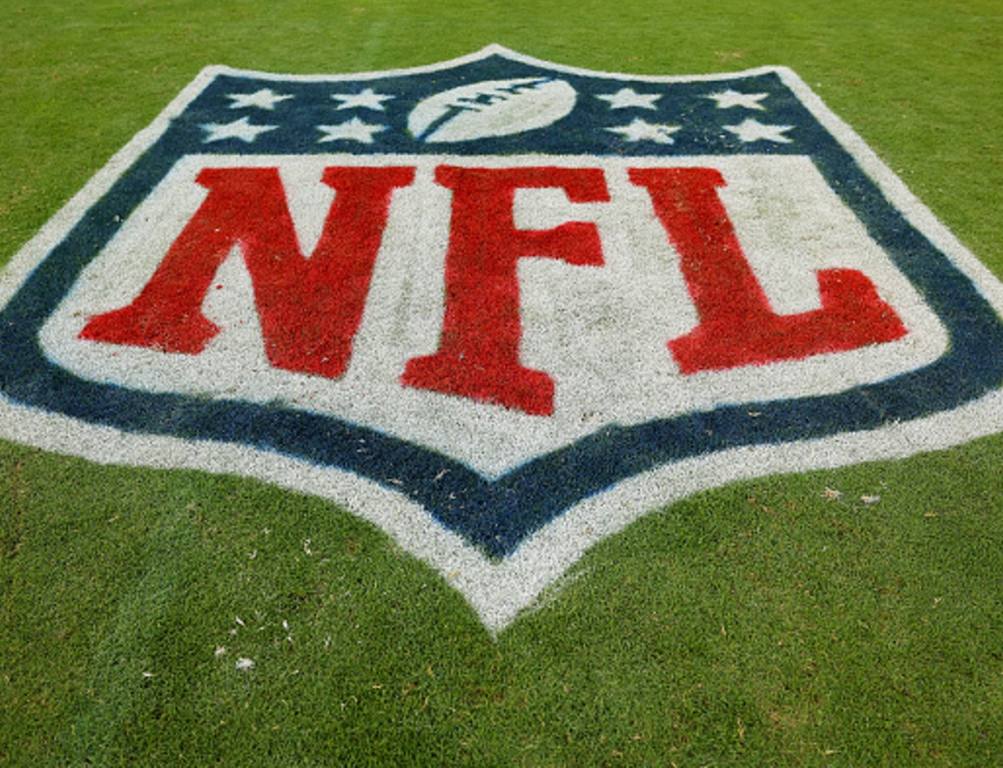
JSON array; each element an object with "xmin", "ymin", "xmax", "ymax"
[{"xmin": 2, "ymin": 47, "xmax": 1002, "ymax": 634}]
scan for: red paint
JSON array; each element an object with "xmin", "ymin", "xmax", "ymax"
[
  {"xmin": 629, "ymin": 167, "xmax": 906, "ymax": 373},
  {"xmin": 81, "ymin": 166, "xmax": 414, "ymax": 379},
  {"xmin": 401, "ymin": 166, "xmax": 609, "ymax": 416}
]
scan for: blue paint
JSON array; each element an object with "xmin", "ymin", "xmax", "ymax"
[{"xmin": 2, "ymin": 53, "xmax": 1002, "ymax": 559}]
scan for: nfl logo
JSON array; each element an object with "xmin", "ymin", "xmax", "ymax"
[{"xmin": 2, "ymin": 46, "xmax": 1002, "ymax": 630}]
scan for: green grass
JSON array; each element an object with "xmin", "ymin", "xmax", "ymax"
[{"xmin": 2, "ymin": 1, "xmax": 1002, "ymax": 765}]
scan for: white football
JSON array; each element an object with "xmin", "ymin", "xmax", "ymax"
[{"xmin": 408, "ymin": 77, "xmax": 577, "ymax": 143}]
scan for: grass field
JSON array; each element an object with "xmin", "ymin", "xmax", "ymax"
[{"xmin": 2, "ymin": 1, "xmax": 1003, "ymax": 765}]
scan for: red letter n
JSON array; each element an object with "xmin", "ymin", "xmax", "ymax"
[
  {"xmin": 80, "ymin": 166, "xmax": 415, "ymax": 379},
  {"xmin": 401, "ymin": 166, "xmax": 609, "ymax": 416}
]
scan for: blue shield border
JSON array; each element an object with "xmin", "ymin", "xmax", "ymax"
[{"xmin": 2, "ymin": 47, "xmax": 1002, "ymax": 627}]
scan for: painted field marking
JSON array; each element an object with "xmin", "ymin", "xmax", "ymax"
[{"xmin": 2, "ymin": 46, "xmax": 1002, "ymax": 631}]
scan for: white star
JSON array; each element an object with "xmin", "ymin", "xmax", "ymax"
[
  {"xmin": 606, "ymin": 118, "xmax": 681, "ymax": 144},
  {"xmin": 706, "ymin": 89, "xmax": 769, "ymax": 110},
  {"xmin": 316, "ymin": 118, "xmax": 387, "ymax": 144},
  {"xmin": 227, "ymin": 88, "xmax": 293, "ymax": 111},
  {"xmin": 330, "ymin": 88, "xmax": 394, "ymax": 111},
  {"xmin": 724, "ymin": 118, "xmax": 793, "ymax": 144},
  {"xmin": 201, "ymin": 117, "xmax": 276, "ymax": 143},
  {"xmin": 596, "ymin": 87, "xmax": 661, "ymax": 110}
]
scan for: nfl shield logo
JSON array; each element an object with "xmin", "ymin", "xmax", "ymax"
[{"xmin": 3, "ymin": 46, "xmax": 1002, "ymax": 630}]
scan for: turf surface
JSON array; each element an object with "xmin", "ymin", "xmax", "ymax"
[{"xmin": 2, "ymin": 1, "xmax": 1002, "ymax": 765}]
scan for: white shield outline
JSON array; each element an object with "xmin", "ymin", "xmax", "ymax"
[{"xmin": 2, "ymin": 45, "xmax": 1002, "ymax": 633}]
